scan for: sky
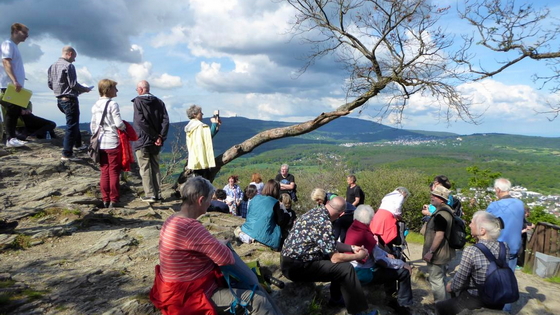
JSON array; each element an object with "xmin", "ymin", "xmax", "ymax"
[{"xmin": 2, "ymin": 0, "xmax": 560, "ymax": 138}]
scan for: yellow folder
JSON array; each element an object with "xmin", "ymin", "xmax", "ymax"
[{"xmin": 2, "ymin": 83, "xmax": 32, "ymax": 108}]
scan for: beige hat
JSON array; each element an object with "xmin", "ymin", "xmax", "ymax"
[{"xmin": 431, "ymin": 185, "xmax": 450, "ymax": 202}]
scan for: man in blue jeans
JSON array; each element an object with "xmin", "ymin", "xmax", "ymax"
[
  {"xmin": 487, "ymin": 177, "xmax": 525, "ymax": 313},
  {"xmin": 48, "ymin": 46, "xmax": 92, "ymax": 160}
]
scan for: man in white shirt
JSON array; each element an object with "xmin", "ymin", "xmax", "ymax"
[{"xmin": 0, "ymin": 23, "xmax": 29, "ymax": 148}]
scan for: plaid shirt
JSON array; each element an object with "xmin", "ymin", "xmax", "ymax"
[
  {"xmin": 47, "ymin": 57, "xmax": 90, "ymax": 97},
  {"xmin": 281, "ymin": 206, "xmax": 336, "ymax": 262},
  {"xmin": 451, "ymin": 240, "xmax": 509, "ymax": 295}
]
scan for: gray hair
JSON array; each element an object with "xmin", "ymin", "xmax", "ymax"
[
  {"xmin": 354, "ymin": 205, "xmax": 374, "ymax": 225},
  {"xmin": 494, "ymin": 178, "xmax": 511, "ymax": 192},
  {"xmin": 473, "ymin": 211, "xmax": 502, "ymax": 240},
  {"xmin": 180, "ymin": 176, "xmax": 215, "ymax": 206},
  {"xmin": 310, "ymin": 188, "xmax": 326, "ymax": 203},
  {"xmin": 187, "ymin": 105, "xmax": 202, "ymax": 119},
  {"xmin": 396, "ymin": 186, "xmax": 410, "ymax": 199},
  {"xmin": 281, "ymin": 164, "xmax": 289, "ymax": 170}
]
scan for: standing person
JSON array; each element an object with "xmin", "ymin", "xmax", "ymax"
[
  {"xmin": 132, "ymin": 80, "xmax": 169, "ymax": 203},
  {"xmin": 90, "ymin": 79, "xmax": 125, "ymax": 208},
  {"xmin": 346, "ymin": 175, "xmax": 365, "ymax": 207},
  {"xmin": 149, "ymin": 177, "xmax": 281, "ymax": 315},
  {"xmin": 184, "ymin": 105, "xmax": 220, "ymax": 180},
  {"xmin": 281, "ymin": 196, "xmax": 377, "ymax": 315},
  {"xmin": 275, "ymin": 164, "xmax": 296, "ymax": 201},
  {"xmin": 436, "ymin": 211, "xmax": 511, "ymax": 314},
  {"xmin": 422, "ymin": 185, "xmax": 456, "ymax": 302},
  {"xmin": 48, "ymin": 46, "xmax": 92, "ymax": 160},
  {"xmin": 486, "ymin": 177, "xmax": 524, "ymax": 313},
  {"xmin": 1, "ymin": 23, "xmax": 29, "ymax": 148}
]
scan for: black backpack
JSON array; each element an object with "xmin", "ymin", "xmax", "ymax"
[
  {"xmin": 439, "ymin": 208, "xmax": 467, "ymax": 249},
  {"xmin": 474, "ymin": 242, "xmax": 519, "ymax": 306}
]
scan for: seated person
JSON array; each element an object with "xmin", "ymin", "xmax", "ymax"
[
  {"xmin": 281, "ymin": 196, "xmax": 376, "ymax": 315},
  {"xmin": 280, "ymin": 193, "xmax": 296, "ymax": 232},
  {"xmin": 345, "ymin": 205, "xmax": 413, "ymax": 314},
  {"xmin": 149, "ymin": 177, "xmax": 280, "ymax": 315},
  {"xmin": 435, "ymin": 211, "xmax": 510, "ymax": 315},
  {"xmin": 238, "ymin": 180, "xmax": 290, "ymax": 250},
  {"xmin": 208, "ymin": 189, "xmax": 229, "ymax": 213},
  {"xmin": 2, "ymin": 102, "xmax": 56, "ymax": 140},
  {"xmin": 238, "ymin": 184, "xmax": 257, "ymax": 218},
  {"xmin": 369, "ymin": 187, "xmax": 409, "ymax": 250}
]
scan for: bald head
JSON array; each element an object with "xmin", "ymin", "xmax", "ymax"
[
  {"xmin": 61, "ymin": 46, "xmax": 76, "ymax": 62},
  {"xmin": 326, "ymin": 196, "xmax": 346, "ymax": 221},
  {"xmin": 136, "ymin": 80, "xmax": 150, "ymax": 95}
]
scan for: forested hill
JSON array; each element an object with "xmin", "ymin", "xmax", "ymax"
[{"xmin": 132, "ymin": 116, "xmax": 454, "ymax": 155}]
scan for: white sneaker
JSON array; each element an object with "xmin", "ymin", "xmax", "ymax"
[
  {"xmin": 61, "ymin": 156, "xmax": 81, "ymax": 161},
  {"xmin": 6, "ymin": 138, "xmax": 27, "ymax": 148}
]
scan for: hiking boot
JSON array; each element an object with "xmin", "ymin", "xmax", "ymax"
[
  {"xmin": 61, "ymin": 156, "xmax": 81, "ymax": 161},
  {"xmin": 103, "ymin": 201, "xmax": 110, "ymax": 208},
  {"xmin": 6, "ymin": 138, "xmax": 27, "ymax": 148},
  {"xmin": 75, "ymin": 144, "xmax": 88, "ymax": 151},
  {"xmin": 140, "ymin": 196, "xmax": 156, "ymax": 203}
]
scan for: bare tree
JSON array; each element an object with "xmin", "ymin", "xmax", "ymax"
[{"xmin": 177, "ymin": 0, "xmax": 560, "ymax": 183}]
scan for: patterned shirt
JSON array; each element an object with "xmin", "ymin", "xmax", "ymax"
[
  {"xmin": 159, "ymin": 215, "xmax": 234, "ymax": 296},
  {"xmin": 90, "ymin": 98, "xmax": 125, "ymax": 150},
  {"xmin": 450, "ymin": 240, "xmax": 509, "ymax": 296},
  {"xmin": 281, "ymin": 206, "xmax": 336, "ymax": 262},
  {"xmin": 47, "ymin": 57, "xmax": 90, "ymax": 97}
]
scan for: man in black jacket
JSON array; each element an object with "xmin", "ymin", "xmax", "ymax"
[{"xmin": 132, "ymin": 80, "xmax": 169, "ymax": 203}]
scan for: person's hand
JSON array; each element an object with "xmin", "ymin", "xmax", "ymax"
[
  {"xmin": 354, "ymin": 246, "xmax": 368, "ymax": 260},
  {"xmin": 155, "ymin": 136, "xmax": 163, "ymax": 146},
  {"xmin": 422, "ymin": 204, "xmax": 430, "ymax": 216},
  {"xmin": 21, "ymin": 109, "xmax": 31, "ymax": 115},
  {"xmin": 403, "ymin": 263, "xmax": 413, "ymax": 273},
  {"xmin": 423, "ymin": 251, "xmax": 434, "ymax": 262},
  {"xmin": 445, "ymin": 282, "xmax": 452, "ymax": 293},
  {"xmin": 387, "ymin": 253, "xmax": 395, "ymax": 259},
  {"xmin": 14, "ymin": 82, "xmax": 22, "ymax": 92}
]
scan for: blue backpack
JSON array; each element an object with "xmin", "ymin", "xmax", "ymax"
[{"xmin": 474, "ymin": 242, "xmax": 519, "ymax": 307}]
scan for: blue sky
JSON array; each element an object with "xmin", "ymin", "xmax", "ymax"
[{"xmin": 3, "ymin": 0, "xmax": 560, "ymax": 137}]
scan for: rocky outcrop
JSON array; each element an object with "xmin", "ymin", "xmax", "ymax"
[{"xmin": 0, "ymin": 137, "xmax": 558, "ymax": 315}]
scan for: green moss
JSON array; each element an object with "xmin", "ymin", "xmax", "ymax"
[{"xmin": 0, "ymin": 280, "xmax": 15, "ymax": 288}]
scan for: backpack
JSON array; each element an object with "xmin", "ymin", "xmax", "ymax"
[
  {"xmin": 440, "ymin": 207, "xmax": 467, "ymax": 249},
  {"xmin": 474, "ymin": 242, "xmax": 519, "ymax": 306}
]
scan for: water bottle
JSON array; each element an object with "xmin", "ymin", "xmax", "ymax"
[{"xmin": 46, "ymin": 131, "xmax": 51, "ymax": 140}]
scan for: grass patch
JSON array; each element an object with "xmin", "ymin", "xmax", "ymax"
[
  {"xmin": 12, "ymin": 234, "xmax": 31, "ymax": 249},
  {"xmin": 31, "ymin": 207, "xmax": 82, "ymax": 220},
  {"xmin": 546, "ymin": 276, "xmax": 560, "ymax": 284},
  {"xmin": 405, "ymin": 231, "xmax": 424, "ymax": 244},
  {"xmin": 0, "ymin": 280, "xmax": 15, "ymax": 288},
  {"xmin": 22, "ymin": 289, "xmax": 45, "ymax": 301},
  {"xmin": 307, "ymin": 296, "xmax": 323, "ymax": 315}
]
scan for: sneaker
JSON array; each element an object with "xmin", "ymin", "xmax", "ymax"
[
  {"xmin": 6, "ymin": 138, "xmax": 27, "ymax": 148},
  {"xmin": 61, "ymin": 156, "xmax": 81, "ymax": 161},
  {"xmin": 75, "ymin": 144, "xmax": 88, "ymax": 151},
  {"xmin": 103, "ymin": 201, "xmax": 110, "ymax": 208},
  {"xmin": 140, "ymin": 196, "xmax": 156, "ymax": 203}
]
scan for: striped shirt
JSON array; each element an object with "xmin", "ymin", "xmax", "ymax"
[
  {"xmin": 450, "ymin": 240, "xmax": 509, "ymax": 295},
  {"xmin": 159, "ymin": 214, "xmax": 234, "ymax": 296},
  {"xmin": 90, "ymin": 98, "xmax": 125, "ymax": 150}
]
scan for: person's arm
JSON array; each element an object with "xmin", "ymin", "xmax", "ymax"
[
  {"xmin": 273, "ymin": 201, "xmax": 290, "ymax": 228},
  {"xmin": 279, "ymin": 175, "xmax": 295, "ymax": 190},
  {"xmin": 330, "ymin": 247, "xmax": 368, "ymax": 263},
  {"xmin": 3, "ymin": 58, "xmax": 21, "ymax": 92},
  {"xmin": 159, "ymin": 101, "xmax": 170, "ymax": 144},
  {"xmin": 423, "ymin": 230, "xmax": 445, "ymax": 262},
  {"xmin": 110, "ymin": 102, "xmax": 126, "ymax": 130},
  {"xmin": 373, "ymin": 245, "xmax": 405, "ymax": 269},
  {"xmin": 448, "ymin": 246, "xmax": 475, "ymax": 292},
  {"xmin": 66, "ymin": 64, "xmax": 91, "ymax": 94}
]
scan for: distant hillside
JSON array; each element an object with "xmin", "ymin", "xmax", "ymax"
[{"xmin": 154, "ymin": 117, "xmax": 447, "ymax": 155}]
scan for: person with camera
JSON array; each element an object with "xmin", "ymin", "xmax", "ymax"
[{"xmin": 184, "ymin": 105, "xmax": 221, "ymax": 180}]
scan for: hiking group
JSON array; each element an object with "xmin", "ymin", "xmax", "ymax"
[{"xmin": 0, "ymin": 21, "xmax": 524, "ymax": 315}]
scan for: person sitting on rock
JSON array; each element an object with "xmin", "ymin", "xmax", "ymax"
[
  {"xmin": 435, "ymin": 211, "xmax": 510, "ymax": 314},
  {"xmin": 207, "ymin": 189, "xmax": 229, "ymax": 213},
  {"xmin": 149, "ymin": 176, "xmax": 280, "ymax": 315},
  {"xmin": 345, "ymin": 205, "xmax": 413, "ymax": 315},
  {"xmin": 237, "ymin": 179, "xmax": 290, "ymax": 250},
  {"xmin": 281, "ymin": 196, "xmax": 378, "ymax": 315}
]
